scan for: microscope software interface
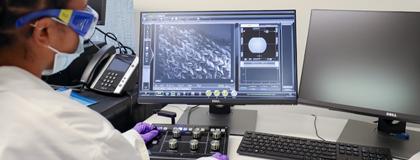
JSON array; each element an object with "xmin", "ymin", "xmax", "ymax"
[{"xmin": 139, "ymin": 11, "xmax": 297, "ymax": 102}]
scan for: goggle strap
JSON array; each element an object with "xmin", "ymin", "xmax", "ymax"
[{"xmin": 16, "ymin": 9, "xmax": 61, "ymax": 28}]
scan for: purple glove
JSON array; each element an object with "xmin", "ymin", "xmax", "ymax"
[
  {"xmin": 212, "ymin": 152, "xmax": 229, "ymax": 160},
  {"xmin": 133, "ymin": 122, "xmax": 159, "ymax": 143}
]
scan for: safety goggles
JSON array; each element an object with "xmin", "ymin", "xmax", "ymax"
[{"xmin": 16, "ymin": 6, "xmax": 98, "ymax": 39}]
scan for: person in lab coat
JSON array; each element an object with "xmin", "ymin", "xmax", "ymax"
[{"xmin": 0, "ymin": 0, "xmax": 227, "ymax": 159}]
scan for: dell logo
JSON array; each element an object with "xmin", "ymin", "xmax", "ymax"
[
  {"xmin": 386, "ymin": 112, "xmax": 397, "ymax": 118},
  {"xmin": 211, "ymin": 99, "xmax": 221, "ymax": 103}
]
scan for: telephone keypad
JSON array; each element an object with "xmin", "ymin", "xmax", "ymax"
[{"xmin": 99, "ymin": 71, "xmax": 123, "ymax": 90}]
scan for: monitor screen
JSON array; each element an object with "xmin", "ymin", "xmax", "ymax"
[
  {"xmin": 88, "ymin": 0, "xmax": 106, "ymax": 25},
  {"xmin": 138, "ymin": 10, "xmax": 298, "ymax": 104},
  {"xmin": 300, "ymin": 10, "xmax": 420, "ymax": 123}
]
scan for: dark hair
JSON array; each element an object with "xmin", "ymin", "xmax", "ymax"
[{"xmin": 0, "ymin": 0, "xmax": 68, "ymax": 48}]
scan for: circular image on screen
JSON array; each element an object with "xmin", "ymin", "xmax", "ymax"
[{"xmin": 248, "ymin": 37, "xmax": 267, "ymax": 54}]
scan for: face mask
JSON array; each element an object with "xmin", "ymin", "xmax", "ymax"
[{"xmin": 42, "ymin": 36, "xmax": 85, "ymax": 75}]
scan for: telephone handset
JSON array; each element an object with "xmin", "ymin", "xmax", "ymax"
[{"xmin": 80, "ymin": 44, "xmax": 139, "ymax": 95}]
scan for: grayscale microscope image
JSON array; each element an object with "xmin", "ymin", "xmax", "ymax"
[{"xmin": 154, "ymin": 24, "xmax": 233, "ymax": 82}]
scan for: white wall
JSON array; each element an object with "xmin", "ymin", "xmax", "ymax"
[
  {"xmin": 133, "ymin": 0, "xmax": 420, "ymax": 81},
  {"xmin": 91, "ymin": 0, "xmax": 135, "ymax": 50}
]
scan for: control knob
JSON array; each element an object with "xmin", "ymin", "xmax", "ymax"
[
  {"xmin": 169, "ymin": 138, "xmax": 178, "ymax": 150},
  {"xmin": 210, "ymin": 140, "xmax": 220, "ymax": 151},
  {"xmin": 172, "ymin": 128, "xmax": 181, "ymax": 138},
  {"xmin": 212, "ymin": 130, "xmax": 222, "ymax": 140},
  {"xmin": 192, "ymin": 128, "xmax": 201, "ymax": 139},
  {"xmin": 190, "ymin": 139, "xmax": 199, "ymax": 151}
]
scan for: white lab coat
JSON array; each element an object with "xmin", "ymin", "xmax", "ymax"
[{"xmin": 0, "ymin": 66, "xmax": 149, "ymax": 159}]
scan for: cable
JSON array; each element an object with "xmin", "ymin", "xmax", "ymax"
[
  {"xmin": 87, "ymin": 27, "xmax": 97, "ymax": 40},
  {"xmin": 187, "ymin": 105, "xmax": 200, "ymax": 125},
  {"xmin": 311, "ymin": 114, "xmax": 327, "ymax": 141},
  {"xmin": 104, "ymin": 32, "xmax": 123, "ymax": 54},
  {"xmin": 94, "ymin": 27, "xmax": 135, "ymax": 55},
  {"xmin": 88, "ymin": 39, "xmax": 101, "ymax": 50},
  {"xmin": 116, "ymin": 46, "xmax": 134, "ymax": 55},
  {"xmin": 95, "ymin": 27, "xmax": 112, "ymax": 41}
]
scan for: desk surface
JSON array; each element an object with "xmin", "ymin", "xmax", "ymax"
[
  {"xmin": 79, "ymin": 91, "xmax": 130, "ymax": 118},
  {"xmin": 144, "ymin": 104, "xmax": 420, "ymax": 160},
  {"xmin": 80, "ymin": 91, "xmax": 134, "ymax": 132}
]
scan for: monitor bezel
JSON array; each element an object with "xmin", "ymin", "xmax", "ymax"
[
  {"xmin": 88, "ymin": 0, "xmax": 106, "ymax": 25},
  {"xmin": 137, "ymin": 10, "xmax": 298, "ymax": 105},
  {"xmin": 298, "ymin": 9, "xmax": 420, "ymax": 124}
]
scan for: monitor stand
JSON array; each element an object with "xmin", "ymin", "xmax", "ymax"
[
  {"xmin": 177, "ymin": 104, "xmax": 257, "ymax": 135},
  {"xmin": 338, "ymin": 118, "xmax": 420, "ymax": 159}
]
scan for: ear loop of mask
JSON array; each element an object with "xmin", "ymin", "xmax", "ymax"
[
  {"xmin": 30, "ymin": 23, "xmax": 43, "ymax": 30},
  {"xmin": 30, "ymin": 20, "xmax": 69, "ymax": 52},
  {"xmin": 29, "ymin": 23, "xmax": 52, "ymax": 51}
]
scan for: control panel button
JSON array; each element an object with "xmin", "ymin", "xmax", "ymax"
[
  {"xmin": 222, "ymin": 90, "xmax": 229, "ymax": 97},
  {"xmin": 152, "ymin": 140, "xmax": 158, "ymax": 145},
  {"xmin": 231, "ymin": 90, "xmax": 238, "ymax": 97},
  {"xmin": 214, "ymin": 90, "xmax": 221, "ymax": 97},
  {"xmin": 205, "ymin": 90, "xmax": 213, "ymax": 97}
]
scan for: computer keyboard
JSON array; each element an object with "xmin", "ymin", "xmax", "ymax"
[{"xmin": 237, "ymin": 131, "xmax": 392, "ymax": 160}]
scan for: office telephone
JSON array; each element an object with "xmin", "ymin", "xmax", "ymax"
[
  {"xmin": 43, "ymin": 43, "xmax": 139, "ymax": 95},
  {"xmin": 80, "ymin": 44, "xmax": 139, "ymax": 95}
]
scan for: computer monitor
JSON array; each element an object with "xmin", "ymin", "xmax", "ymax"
[
  {"xmin": 138, "ymin": 10, "xmax": 297, "ymax": 134},
  {"xmin": 300, "ymin": 10, "xmax": 420, "ymax": 158},
  {"xmin": 88, "ymin": 0, "xmax": 106, "ymax": 25}
]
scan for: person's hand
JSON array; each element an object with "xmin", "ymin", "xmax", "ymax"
[
  {"xmin": 197, "ymin": 152, "xmax": 229, "ymax": 160},
  {"xmin": 133, "ymin": 122, "xmax": 159, "ymax": 143},
  {"xmin": 212, "ymin": 152, "xmax": 229, "ymax": 160}
]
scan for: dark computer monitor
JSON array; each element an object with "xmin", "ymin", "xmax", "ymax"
[
  {"xmin": 88, "ymin": 0, "xmax": 106, "ymax": 25},
  {"xmin": 138, "ymin": 10, "xmax": 298, "ymax": 134},
  {"xmin": 299, "ymin": 10, "xmax": 420, "ymax": 158}
]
